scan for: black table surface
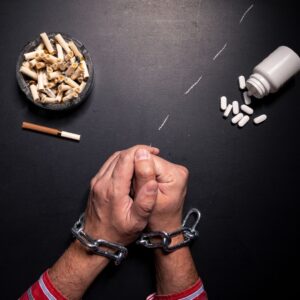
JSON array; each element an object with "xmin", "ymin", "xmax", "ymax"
[{"xmin": 0, "ymin": 1, "xmax": 299, "ymax": 299}]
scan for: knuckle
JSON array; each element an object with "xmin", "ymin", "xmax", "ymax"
[
  {"xmin": 90, "ymin": 177, "xmax": 97, "ymax": 190},
  {"xmin": 113, "ymin": 151, "xmax": 121, "ymax": 157},
  {"xmin": 177, "ymin": 165, "xmax": 189, "ymax": 178},
  {"xmin": 119, "ymin": 152, "xmax": 131, "ymax": 163}
]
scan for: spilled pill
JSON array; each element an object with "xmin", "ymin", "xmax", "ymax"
[
  {"xmin": 220, "ymin": 96, "xmax": 227, "ymax": 111},
  {"xmin": 240, "ymin": 104, "xmax": 254, "ymax": 115},
  {"xmin": 238, "ymin": 115, "xmax": 250, "ymax": 127},
  {"xmin": 243, "ymin": 91, "xmax": 251, "ymax": 105},
  {"xmin": 232, "ymin": 101, "xmax": 239, "ymax": 115},
  {"xmin": 238, "ymin": 75, "xmax": 246, "ymax": 90},
  {"xmin": 223, "ymin": 104, "xmax": 232, "ymax": 118},
  {"xmin": 253, "ymin": 114, "xmax": 267, "ymax": 124},
  {"xmin": 231, "ymin": 113, "xmax": 244, "ymax": 124}
]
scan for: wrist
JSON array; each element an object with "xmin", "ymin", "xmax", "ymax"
[
  {"xmin": 68, "ymin": 240, "xmax": 111, "ymax": 267},
  {"xmin": 48, "ymin": 241, "xmax": 110, "ymax": 299},
  {"xmin": 154, "ymin": 246, "xmax": 199, "ymax": 295},
  {"xmin": 149, "ymin": 220, "xmax": 182, "ymax": 233}
]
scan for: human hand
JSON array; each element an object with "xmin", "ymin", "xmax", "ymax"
[
  {"xmin": 84, "ymin": 145, "xmax": 159, "ymax": 246},
  {"xmin": 134, "ymin": 155, "xmax": 189, "ymax": 232}
]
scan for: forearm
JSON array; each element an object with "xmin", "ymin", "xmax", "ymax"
[
  {"xmin": 155, "ymin": 239, "xmax": 199, "ymax": 295},
  {"xmin": 48, "ymin": 240, "xmax": 110, "ymax": 300}
]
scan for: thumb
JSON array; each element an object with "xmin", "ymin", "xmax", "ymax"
[
  {"xmin": 131, "ymin": 180, "xmax": 158, "ymax": 223},
  {"xmin": 134, "ymin": 148, "xmax": 156, "ymax": 194}
]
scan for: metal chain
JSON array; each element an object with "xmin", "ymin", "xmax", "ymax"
[
  {"xmin": 136, "ymin": 208, "xmax": 201, "ymax": 252},
  {"xmin": 71, "ymin": 213, "xmax": 128, "ymax": 265}
]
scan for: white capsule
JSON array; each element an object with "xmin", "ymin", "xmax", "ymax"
[
  {"xmin": 240, "ymin": 104, "xmax": 254, "ymax": 115},
  {"xmin": 220, "ymin": 96, "xmax": 227, "ymax": 111},
  {"xmin": 238, "ymin": 115, "xmax": 250, "ymax": 127},
  {"xmin": 223, "ymin": 104, "xmax": 232, "ymax": 118},
  {"xmin": 253, "ymin": 114, "xmax": 267, "ymax": 124},
  {"xmin": 243, "ymin": 91, "xmax": 251, "ymax": 105},
  {"xmin": 238, "ymin": 75, "xmax": 246, "ymax": 90},
  {"xmin": 231, "ymin": 113, "xmax": 244, "ymax": 124},
  {"xmin": 232, "ymin": 101, "xmax": 239, "ymax": 115}
]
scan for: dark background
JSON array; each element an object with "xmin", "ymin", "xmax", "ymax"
[{"xmin": 0, "ymin": 0, "xmax": 299, "ymax": 299}]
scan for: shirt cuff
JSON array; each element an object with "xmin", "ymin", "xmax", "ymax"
[
  {"xmin": 20, "ymin": 270, "xmax": 67, "ymax": 300},
  {"xmin": 147, "ymin": 278, "xmax": 208, "ymax": 300}
]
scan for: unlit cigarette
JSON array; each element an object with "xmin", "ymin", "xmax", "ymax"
[
  {"xmin": 22, "ymin": 122, "xmax": 81, "ymax": 141},
  {"xmin": 40, "ymin": 32, "xmax": 55, "ymax": 54}
]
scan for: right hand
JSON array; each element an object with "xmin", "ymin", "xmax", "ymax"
[{"xmin": 134, "ymin": 155, "xmax": 189, "ymax": 232}]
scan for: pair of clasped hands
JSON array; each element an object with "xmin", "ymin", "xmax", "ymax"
[
  {"xmin": 85, "ymin": 144, "xmax": 189, "ymax": 245},
  {"xmin": 49, "ymin": 145, "xmax": 198, "ymax": 299}
]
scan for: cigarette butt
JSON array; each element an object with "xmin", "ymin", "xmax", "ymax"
[{"xmin": 22, "ymin": 122, "xmax": 80, "ymax": 141}]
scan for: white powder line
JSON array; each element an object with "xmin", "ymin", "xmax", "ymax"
[
  {"xmin": 184, "ymin": 75, "xmax": 203, "ymax": 95},
  {"xmin": 158, "ymin": 114, "xmax": 170, "ymax": 131},
  {"xmin": 213, "ymin": 43, "xmax": 227, "ymax": 61},
  {"xmin": 239, "ymin": 4, "xmax": 254, "ymax": 24}
]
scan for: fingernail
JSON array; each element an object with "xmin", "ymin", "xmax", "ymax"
[{"xmin": 135, "ymin": 149, "xmax": 150, "ymax": 161}]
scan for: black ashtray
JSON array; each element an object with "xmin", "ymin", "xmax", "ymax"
[{"xmin": 16, "ymin": 32, "xmax": 94, "ymax": 111}]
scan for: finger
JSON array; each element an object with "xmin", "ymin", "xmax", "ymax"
[
  {"xmin": 96, "ymin": 146, "xmax": 158, "ymax": 179},
  {"xmin": 111, "ymin": 145, "xmax": 160, "ymax": 195},
  {"xmin": 131, "ymin": 179, "xmax": 158, "ymax": 222},
  {"xmin": 152, "ymin": 155, "xmax": 189, "ymax": 186},
  {"xmin": 90, "ymin": 151, "xmax": 121, "ymax": 189},
  {"xmin": 134, "ymin": 148, "xmax": 156, "ymax": 194},
  {"xmin": 95, "ymin": 151, "xmax": 120, "ymax": 178},
  {"xmin": 151, "ymin": 155, "xmax": 174, "ymax": 183}
]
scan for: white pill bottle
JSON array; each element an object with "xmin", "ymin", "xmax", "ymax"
[{"xmin": 246, "ymin": 46, "xmax": 300, "ymax": 99}]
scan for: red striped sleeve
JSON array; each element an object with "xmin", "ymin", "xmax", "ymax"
[
  {"xmin": 19, "ymin": 270, "xmax": 67, "ymax": 300},
  {"xmin": 147, "ymin": 278, "xmax": 208, "ymax": 300}
]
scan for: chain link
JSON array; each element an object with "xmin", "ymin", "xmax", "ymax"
[
  {"xmin": 71, "ymin": 213, "xmax": 128, "ymax": 265},
  {"xmin": 136, "ymin": 208, "xmax": 201, "ymax": 252}
]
